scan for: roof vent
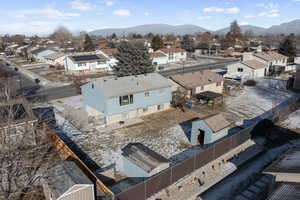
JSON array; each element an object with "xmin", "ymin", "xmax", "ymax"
[
  {"xmin": 115, "ymin": 77, "xmax": 118, "ymax": 80},
  {"xmin": 103, "ymin": 79, "xmax": 107, "ymax": 82},
  {"xmin": 208, "ymin": 78, "xmax": 212, "ymax": 82}
]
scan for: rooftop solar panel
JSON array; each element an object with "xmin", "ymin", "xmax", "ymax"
[{"xmin": 72, "ymin": 55, "xmax": 100, "ymax": 62}]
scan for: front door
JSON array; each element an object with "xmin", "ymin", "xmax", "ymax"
[{"xmin": 198, "ymin": 129, "xmax": 205, "ymax": 146}]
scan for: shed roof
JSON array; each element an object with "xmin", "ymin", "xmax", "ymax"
[
  {"xmin": 122, "ymin": 143, "xmax": 170, "ymax": 173},
  {"xmin": 87, "ymin": 73, "xmax": 172, "ymax": 98},
  {"xmin": 45, "ymin": 161, "xmax": 93, "ymax": 198},
  {"xmin": 264, "ymin": 148, "xmax": 300, "ymax": 174},
  {"xmin": 255, "ymin": 51, "xmax": 288, "ymax": 62},
  {"xmin": 241, "ymin": 60, "xmax": 266, "ymax": 70},
  {"xmin": 204, "ymin": 113, "xmax": 231, "ymax": 133},
  {"xmin": 170, "ymin": 70, "xmax": 223, "ymax": 89}
]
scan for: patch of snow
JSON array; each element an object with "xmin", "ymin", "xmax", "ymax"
[{"xmin": 281, "ymin": 109, "xmax": 300, "ymax": 129}]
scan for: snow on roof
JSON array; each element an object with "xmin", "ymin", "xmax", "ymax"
[
  {"xmin": 241, "ymin": 60, "xmax": 266, "ymax": 70},
  {"xmin": 122, "ymin": 143, "xmax": 170, "ymax": 173}
]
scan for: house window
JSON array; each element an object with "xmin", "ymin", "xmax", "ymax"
[
  {"xmin": 216, "ymin": 82, "xmax": 221, "ymax": 86},
  {"xmin": 119, "ymin": 94, "xmax": 133, "ymax": 106},
  {"xmin": 157, "ymin": 104, "xmax": 164, "ymax": 111},
  {"xmin": 181, "ymin": 52, "xmax": 184, "ymax": 56},
  {"xmin": 143, "ymin": 107, "xmax": 148, "ymax": 113},
  {"xmin": 97, "ymin": 61, "xmax": 105, "ymax": 65},
  {"xmin": 170, "ymin": 53, "xmax": 174, "ymax": 59},
  {"xmin": 145, "ymin": 92, "xmax": 149, "ymax": 97},
  {"xmin": 238, "ymin": 68, "xmax": 243, "ymax": 72},
  {"xmin": 201, "ymin": 86, "xmax": 204, "ymax": 90},
  {"xmin": 78, "ymin": 63, "xmax": 85, "ymax": 67}
]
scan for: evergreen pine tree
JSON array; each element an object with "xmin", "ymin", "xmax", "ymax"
[
  {"xmin": 113, "ymin": 41, "xmax": 154, "ymax": 77},
  {"xmin": 151, "ymin": 35, "xmax": 164, "ymax": 51},
  {"xmin": 181, "ymin": 35, "xmax": 194, "ymax": 52},
  {"xmin": 279, "ymin": 35, "xmax": 296, "ymax": 62},
  {"xmin": 83, "ymin": 34, "xmax": 95, "ymax": 51}
]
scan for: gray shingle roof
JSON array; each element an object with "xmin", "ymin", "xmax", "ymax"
[
  {"xmin": 88, "ymin": 73, "xmax": 172, "ymax": 98},
  {"xmin": 170, "ymin": 70, "xmax": 223, "ymax": 90},
  {"xmin": 122, "ymin": 143, "xmax": 170, "ymax": 173},
  {"xmin": 255, "ymin": 51, "xmax": 288, "ymax": 62},
  {"xmin": 204, "ymin": 113, "xmax": 231, "ymax": 133},
  {"xmin": 45, "ymin": 161, "xmax": 92, "ymax": 198},
  {"xmin": 241, "ymin": 60, "xmax": 266, "ymax": 70}
]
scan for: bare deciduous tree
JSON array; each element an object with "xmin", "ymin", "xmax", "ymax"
[{"xmin": 0, "ymin": 84, "xmax": 56, "ymax": 200}]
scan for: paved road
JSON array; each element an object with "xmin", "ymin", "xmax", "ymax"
[
  {"xmin": 1, "ymin": 59, "xmax": 79, "ymax": 102},
  {"xmin": 159, "ymin": 59, "xmax": 239, "ymax": 77}
]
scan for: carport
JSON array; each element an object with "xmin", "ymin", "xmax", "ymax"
[{"xmin": 195, "ymin": 91, "xmax": 223, "ymax": 106}]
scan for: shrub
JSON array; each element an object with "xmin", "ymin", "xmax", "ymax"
[{"xmin": 243, "ymin": 79, "xmax": 256, "ymax": 86}]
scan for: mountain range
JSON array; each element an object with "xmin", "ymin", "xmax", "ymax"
[{"xmin": 90, "ymin": 19, "xmax": 300, "ymax": 36}]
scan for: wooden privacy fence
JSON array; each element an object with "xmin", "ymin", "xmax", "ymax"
[{"xmin": 116, "ymin": 95, "xmax": 300, "ymax": 200}]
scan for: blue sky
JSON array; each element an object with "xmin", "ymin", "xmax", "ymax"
[{"xmin": 0, "ymin": 0, "xmax": 300, "ymax": 35}]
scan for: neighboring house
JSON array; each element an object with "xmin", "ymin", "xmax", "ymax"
[
  {"xmin": 64, "ymin": 53, "xmax": 110, "ymax": 73},
  {"xmin": 96, "ymin": 48, "xmax": 118, "ymax": 67},
  {"xmin": 170, "ymin": 70, "xmax": 224, "ymax": 97},
  {"xmin": 227, "ymin": 60, "xmax": 267, "ymax": 79},
  {"xmin": 81, "ymin": 73, "xmax": 172, "ymax": 125},
  {"xmin": 43, "ymin": 161, "xmax": 95, "ymax": 200},
  {"xmin": 44, "ymin": 52, "xmax": 65, "ymax": 66},
  {"xmin": 0, "ymin": 99, "xmax": 38, "ymax": 146},
  {"xmin": 150, "ymin": 51, "xmax": 169, "ymax": 66},
  {"xmin": 31, "ymin": 48, "xmax": 57, "ymax": 62},
  {"xmin": 190, "ymin": 113, "xmax": 231, "ymax": 146},
  {"xmin": 253, "ymin": 51, "xmax": 288, "ymax": 74},
  {"xmin": 161, "ymin": 48, "xmax": 187, "ymax": 63},
  {"xmin": 121, "ymin": 143, "xmax": 170, "ymax": 178}
]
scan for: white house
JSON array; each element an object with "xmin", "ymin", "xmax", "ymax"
[
  {"xmin": 44, "ymin": 52, "xmax": 65, "ymax": 66},
  {"xmin": 161, "ymin": 48, "xmax": 187, "ymax": 63},
  {"xmin": 150, "ymin": 51, "xmax": 169, "ymax": 66},
  {"xmin": 227, "ymin": 60, "xmax": 267, "ymax": 79},
  {"xmin": 64, "ymin": 53, "xmax": 110, "ymax": 73},
  {"xmin": 253, "ymin": 51, "xmax": 288, "ymax": 73}
]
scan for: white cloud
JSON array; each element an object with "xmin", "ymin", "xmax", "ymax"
[
  {"xmin": 113, "ymin": 9, "xmax": 131, "ymax": 16},
  {"xmin": 144, "ymin": 12, "xmax": 149, "ymax": 16},
  {"xmin": 18, "ymin": 7, "xmax": 80, "ymax": 19},
  {"xmin": 203, "ymin": 7, "xmax": 224, "ymax": 13},
  {"xmin": 197, "ymin": 15, "xmax": 211, "ymax": 20},
  {"xmin": 226, "ymin": 7, "xmax": 240, "ymax": 14},
  {"xmin": 70, "ymin": 0, "xmax": 95, "ymax": 11},
  {"xmin": 105, "ymin": 1, "xmax": 114, "ymax": 6},
  {"xmin": 203, "ymin": 6, "xmax": 240, "ymax": 14},
  {"xmin": 244, "ymin": 3, "xmax": 280, "ymax": 19}
]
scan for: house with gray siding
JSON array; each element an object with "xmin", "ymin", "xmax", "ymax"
[
  {"xmin": 31, "ymin": 48, "xmax": 57, "ymax": 62},
  {"xmin": 81, "ymin": 73, "xmax": 172, "ymax": 125},
  {"xmin": 121, "ymin": 143, "xmax": 170, "ymax": 178},
  {"xmin": 191, "ymin": 113, "xmax": 231, "ymax": 146}
]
